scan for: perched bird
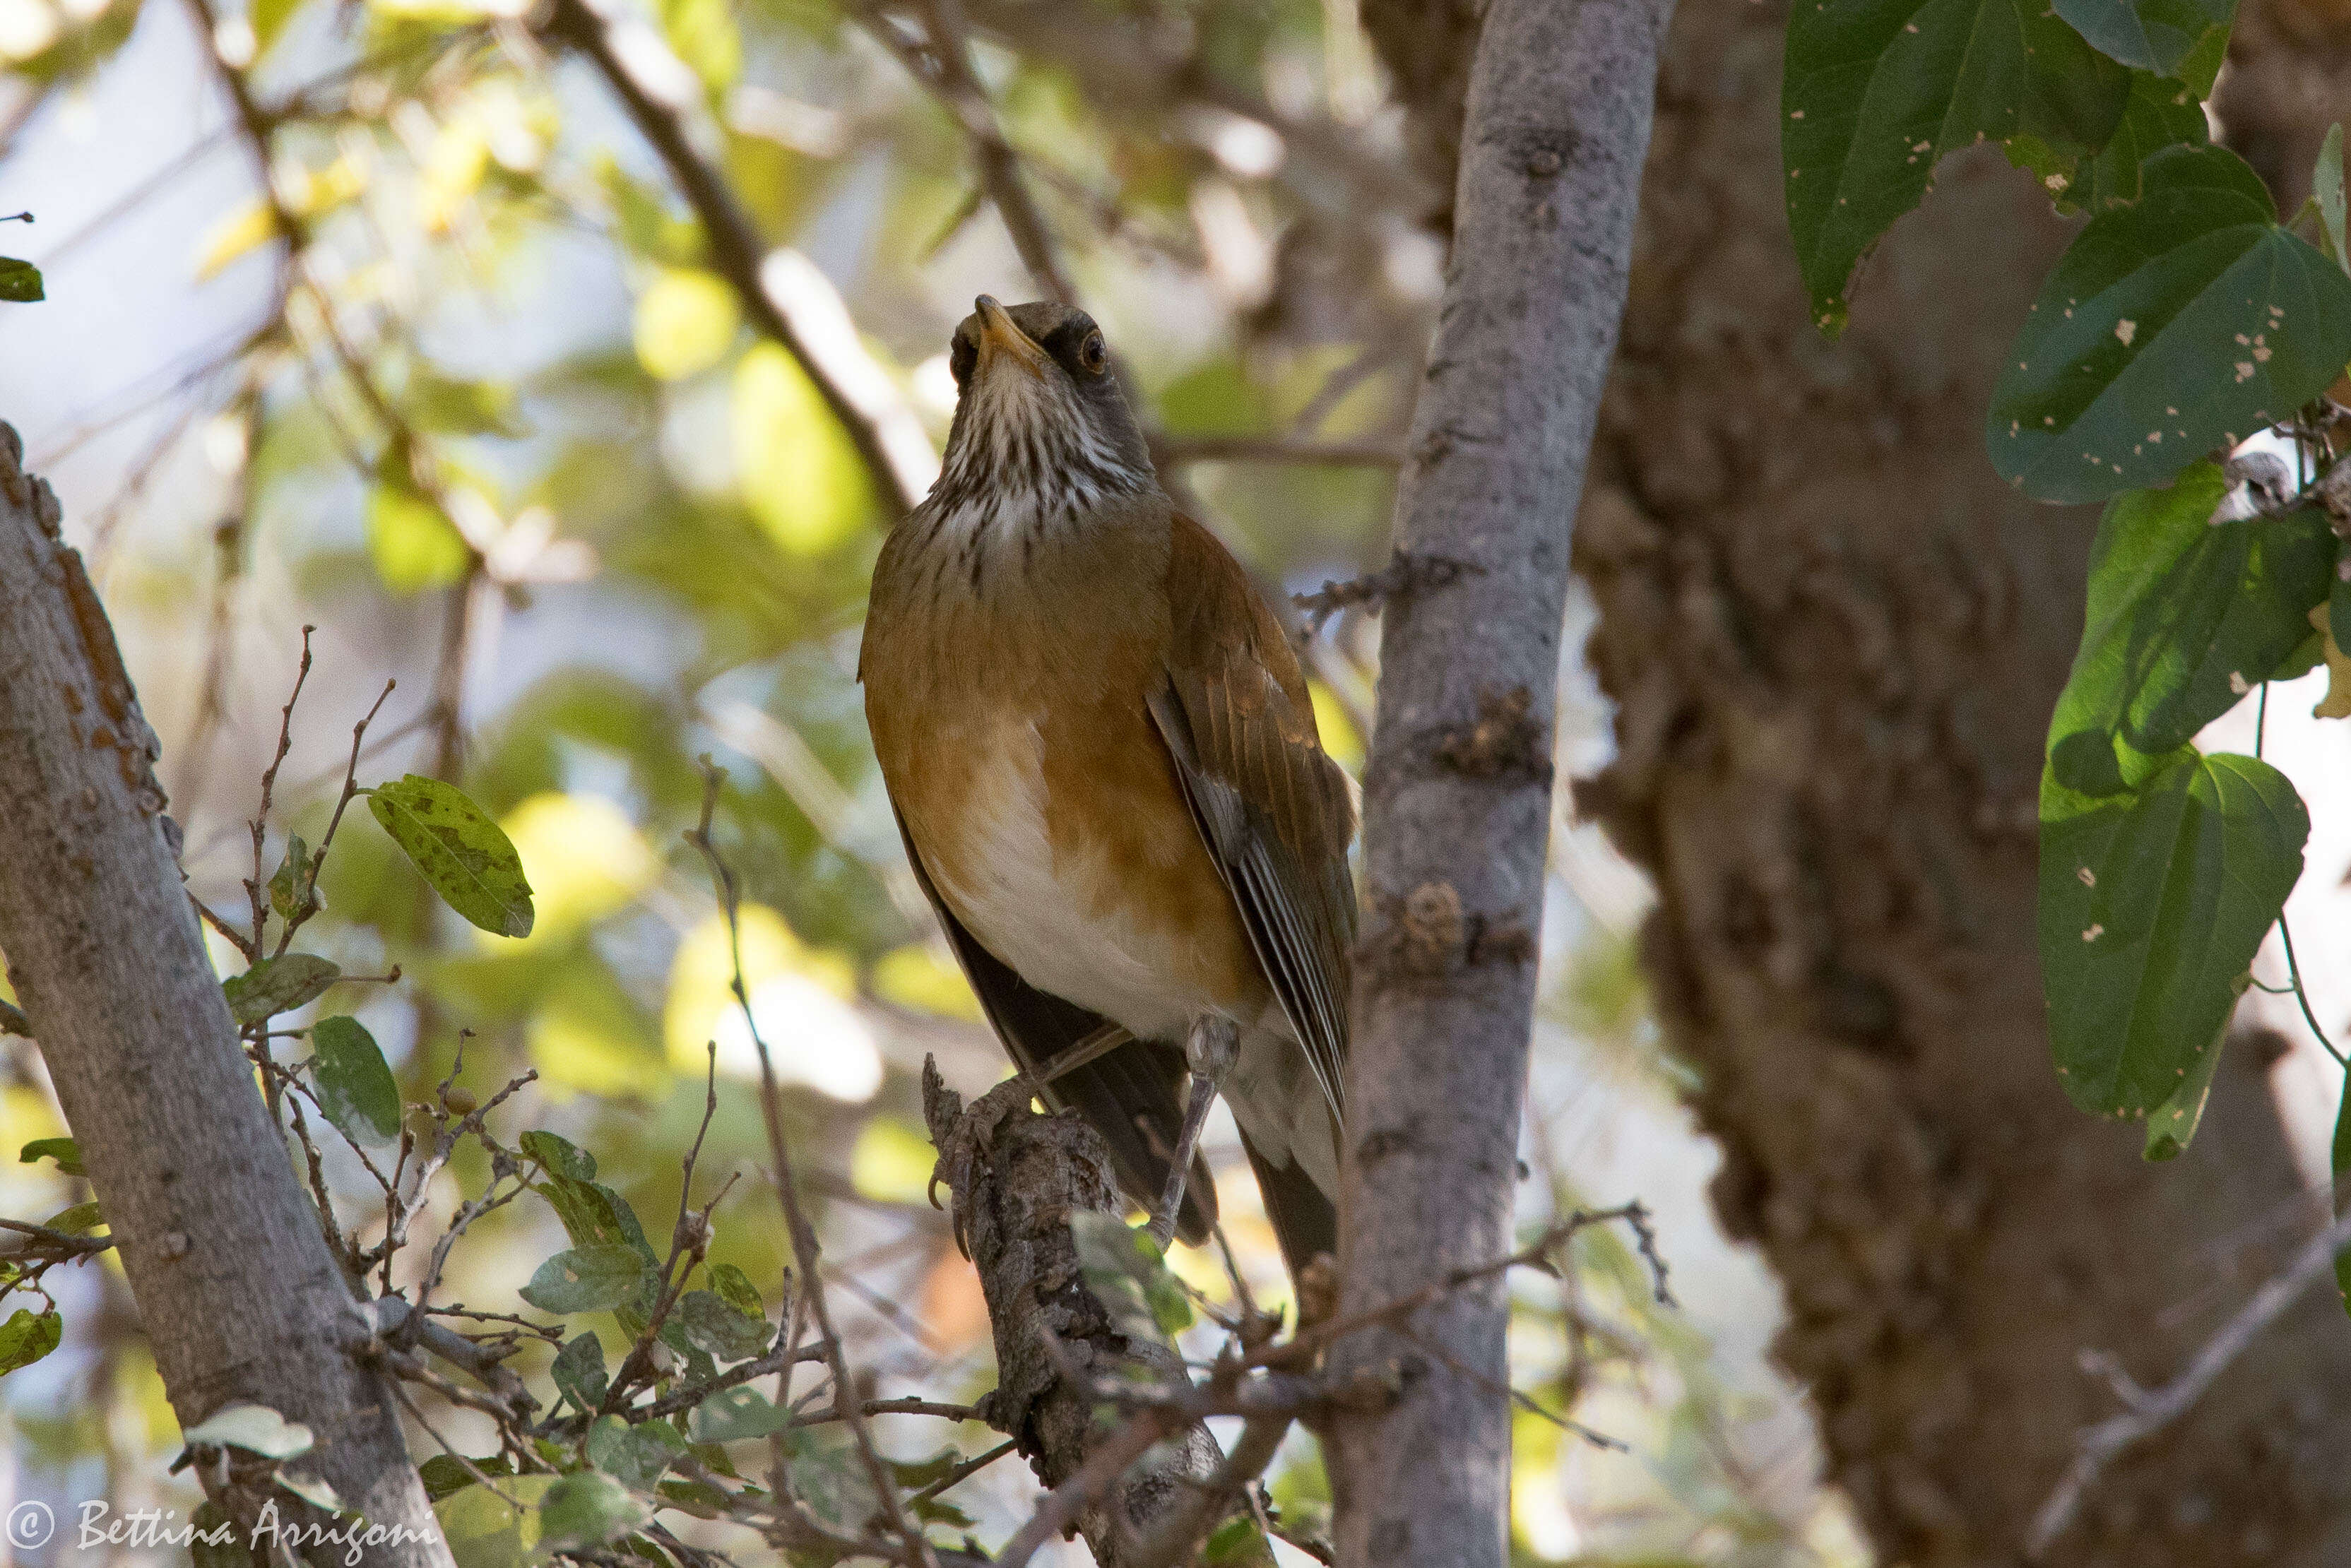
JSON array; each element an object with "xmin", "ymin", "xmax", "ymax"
[{"xmin": 860, "ymin": 297, "xmax": 1356, "ymax": 1276}]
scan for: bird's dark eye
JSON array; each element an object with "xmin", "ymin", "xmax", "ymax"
[
  {"xmin": 1077, "ymin": 331, "xmax": 1107, "ymax": 374},
  {"xmin": 949, "ymin": 333, "xmax": 976, "ymax": 389}
]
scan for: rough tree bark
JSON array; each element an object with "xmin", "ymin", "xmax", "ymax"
[
  {"xmin": 1565, "ymin": 1, "xmax": 2351, "ymax": 1562},
  {"xmin": 1324, "ymin": 0, "xmax": 1674, "ymax": 1563},
  {"xmin": 0, "ymin": 428, "xmax": 454, "ymax": 1566},
  {"xmin": 919, "ymin": 1065, "xmax": 1270, "ymax": 1567}
]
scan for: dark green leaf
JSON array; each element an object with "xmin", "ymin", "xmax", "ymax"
[
  {"xmin": 2047, "ymin": 463, "xmax": 2333, "ymax": 795},
  {"xmin": 2039, "ymin": 752, "xmax": 2306, "ymax": 1116},
  {"xmin": 520, "ymin": 1129, "xmax": 598, "ymax": 1184},
  {"xmin": 1784, "ymin": 0, "xmax": 2128, "ymax": 331},
  {"xmin": 552, "ymin": 1331, "xmax": 608, "ymax": 1414},
  {"xmin": 419, "ymin": 1453, "xmax": 516, "ymax": 1502},
  {"xmin": 675, "ymin": 1288, "xmax": 773, "ymax": 1360},
  {"xmin": 693, "ymin": 1386, "xmax": 790, "ymax": 1442},
  {"xmin": 0, "ymin": 259, "xmax": 41, "ymax": 303},
  {"xmin": 2051, "ymin": 0, "xmax": 2231, "ymax": 83},
  {"xmin": 268, "ymin": 833, "xmax": 324, "ymax": 923},
  {"xmin": 0, "ymin": 1308, "xmax": 59, "ymax": 1374},
  {"xmin": 2318, "ymin": 123, "xmax": 2348, "ymax": 275},
  {"xmin": 586, "ymin": 1415, "xmax": 685, "ymax": 1490},
  {"xmin": 539, "ymin": 1471, "xmax": 649, "ymax": 1553},
  {"xmin": 222, "ymin": 952, "xmax": 341, "ymax": 1025},
  {"xmin": 19, "ymin": 1137, "xmax": 81, "ymax": 1175},
  {"xmin": 1989, "ymin": 144, "xmax": 2351, "ymax": 502},
  {"xmin": 309, "ymin": 1016, "xmax": 403, "ymax": 1147},
  {"xmin": 365, "ymin": 775, "xmax": 535, "ymax": 939},
  {"xmin": 519, "ymin": 1243, "xmax": 654, "ymax": 1314},
  {"xmin": 2015, "ymin": 71, "xmax": 2208, "ymax": 215}
]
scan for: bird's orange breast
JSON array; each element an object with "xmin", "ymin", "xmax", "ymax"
[{"xmin": 860, "ymin": 504, "xmax": 1266, "ymax": 1041}]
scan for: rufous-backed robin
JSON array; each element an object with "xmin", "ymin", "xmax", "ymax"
[{"xmin": 861, "ymin": 297, "xmax": 1356, "ymax": 1275}]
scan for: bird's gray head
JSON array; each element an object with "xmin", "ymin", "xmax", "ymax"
[{"xmin": 928, "ymin": 297, "xmax": 1156, "ymax": 523}]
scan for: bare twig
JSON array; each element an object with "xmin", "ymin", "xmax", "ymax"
[
  {"xmin": 685, "ymin": 758, "xmax": 939, "ymax": 1568},
  {"xmin": 2026, "ymin": 1205, "xmax": 2351, "ymax": 1557},
  {"xmin": 540, "ymin": 0, "xmax": 936, "ymax": 514}
]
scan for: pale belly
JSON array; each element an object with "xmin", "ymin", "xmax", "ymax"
[{"xmin": 922, "ymin": 720, "xmax": 1225, "ymax": 1044}]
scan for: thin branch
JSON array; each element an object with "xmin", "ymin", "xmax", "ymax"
[
  {"xmin": 2026, "ymin": 1205, "xmax": 2351, "ymax": 1557},
  {"xmin": 1122, "ymin": 1413, "xmax": 1293, "ymax": 1568},
  {"xmin": 539, "ymin": 0, "xmax": 937, "ymax": 515}
]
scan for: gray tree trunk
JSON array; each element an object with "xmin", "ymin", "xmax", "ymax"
[
  {"xmin": 0, "ymin": 427, "xmax": 453, "ymax": 1566},
  {"xmin": 1324, "ymin": 0, "xmax": 1674, "ymax": 1562}
]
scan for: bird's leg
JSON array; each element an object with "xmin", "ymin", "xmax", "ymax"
[{"xmin": 1147, "ymin": 1013, "xmax": 1238, "ymax": 1249}]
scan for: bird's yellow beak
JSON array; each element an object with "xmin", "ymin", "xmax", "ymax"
[{"xmin": 973, "ymin": 295, "xmax": 1048, "ymax": 381}]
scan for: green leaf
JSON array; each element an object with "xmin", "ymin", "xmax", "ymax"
[
  {"xmin": 552, "ymin": 1331, "xmax": 608, "ymax": 1414},
  {"xmin": 538, "ymin": 1471, "xmax": 649, "ymax": 1554},
  {"xmin": 519, "ymin": 1242, "xmax": 654, "ymax": 1315},
  {"xmin": 2319, "ymin": 123, "xmax": 2349, "ymax": 276},
  {"xmin": 222, "ymin": 952, "xmax": 341, "ymax": 1025},
  {"xmin": 520, "ymin": 1129, "xmax": 598, "ymax": 1184},
  {"xmin": 42, "ymin": 1201, "xmax": 102, "ymax": 1235},
  {"xmin": 276, "ymin": 1469, "xmax": 345, "ymax": 1513},
  {"xmin": 1070, "ymin": 1211, "xmax": 1194, "ymax": 1343},
  {"xmin": 250, "ymin": 0, "xmax": 304, "ymax": 58},
  {"xmin": 419, "ymin": 1453, "xmax": 516, "ymax": 1502},
  {"xmin": 19, "ymin": 1137, "xmax": 81, "ymax": 1176},
  {"xmin": 0, "ymin": 259, "xmax": 42, "ymax": 303},
  {"xmin": 1783, "ymin": 0, "xmax": 2129, "ymax": 331},
  {"xmin": 693, "ymin": 1385, "xmax": 791, "ymax": 1442},
  {"xmin": 2047, "ymin": 463, "xmax": 2334, "ymax": 795},
  {"xmin": 183, "ymin": 1401, "xmax": 316, "ymax": 1459},
  {"xmin": 707, "ymin": 1261, "xmax": 764, "ymax": 1319},
  {"xmin": 2039, "ymin": 752, "xmax": 2306, "ymax": 1116},
  {"xmin": 2017, "ymin": 71, "xmax": 2208, "ymax": 215},
  {"xmin": 407, "ymin": 371, "xmax": 528, "ymax": 438},
  {"xmin": 365, "ymin": 480, "xmax": 470, "ymax": 594},
  {"xmin": 586, "ymin": 1415, "xmax": 686, "ymax": 1490},
  {"xmin": 785, "ymin": 1427, "xmax": 880, "ymax": 1536},
  {"xmin": 366, "ymin": 775, "xmax": 535, "ymax": 938},
  {"xmin": 0, "ymin": 1308, "xmax": 60, "ymax": 1374},
  {"xmin": 675, "ymin": 1288, "xmax": 773, "ymax": 1361},
  {"xmin": 434, "ymin": 1473, "xmax": 555, "ymax": 1568},
  {"xmin": 268, "ymin": 833, "xmax": 324, "ymax": 923},
  {"xmin": 2051, "ymin": 0, "xmax": 2231, "ymax": 83},
  {"xmin": 309, "ymin": 1016, "xmax": 403, "ymax": 1147},
  {"xmin": 2332, "ymin": 550, "xmax": 2351, "ymax": 653},
  {"xmin": 1989, "ymin": 144, "xmax": 2351, "ymax": 503},
  {"xmin": 2143, "ymin": 1014, "xmax": 2227, "ymax": 1158}
]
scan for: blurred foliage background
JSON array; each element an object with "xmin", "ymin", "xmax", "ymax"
[{"xmin": 0, "ymin": 0, "xmax": 1868, "ymax": 1557}]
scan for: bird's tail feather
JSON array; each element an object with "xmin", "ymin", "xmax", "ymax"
[{"xmin": 1240, "ymin": 1131, "xmax": 1339, "ymax": 1283}]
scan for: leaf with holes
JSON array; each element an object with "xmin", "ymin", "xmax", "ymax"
[
  {"xmin": 2039, "ymin": 751, "xmax": 2305, "ymax": 1117},
  {"xmin": 222, "ymin": 953, "xmax": 341, "ymax": 1026},
  {"xmin": 2011, "ymin": 71, "xmax": 2208, "ymax": 215},
  {"xmin": 1990, "ymin": 144, "xmax": 2351, "ymax": 502},
  {"xmin": 365, "ymin": 775, "xmax": 534, "ymax": 939},
  {"xmin": 1784, "ymin": 0, "xmax": 2128, "ymax": 331},
  {"xmin": 309, "ymin": 1015, "xmax": 403, "ymax": 1148},
  {"xmin": 2045, "ymin": 463, "xmax": 2334, "ymax": 796}
]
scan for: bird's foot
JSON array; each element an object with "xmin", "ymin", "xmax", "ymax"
[{"xmin": 1145, "ymin": 1014, "xmax": 1238, "ymax": 1249}]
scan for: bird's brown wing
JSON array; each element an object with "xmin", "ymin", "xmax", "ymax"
[
  {"xmin": 888, "ymin": 804, "xmax": 1215, "ymax": 1245},
  {"xmin": 1148, "ymin": 513, "xmax": 1357, "ymax": 1121}
]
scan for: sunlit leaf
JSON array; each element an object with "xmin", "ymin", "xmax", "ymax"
[
  {"xmin": 1070, "ymin": 1211, "xmax": 1192, "ymax": 1342},
  {"xmin": 20, "ymin": 1137, "xmax": 81, "ymax": 1175},
  {"xmin": 182, "ymin": 1401, "xmax": 315, "ymax": 1459},
  {"xmin": 494, "ymin": 792, "xmax": 655, "ymax": 948},
  {"xmin": 367, "ymin": 775, "xmax": 536, "ymax": 939},
  {"xmin": 870, "ymin": 944, "xmax": 981, "ymax": 1021},
  {"xmin": 222, "ymin": 953, "xmax": 342, "ymax": 1026},
  {"xmin": 433, "ymin": 1473, "xmax": 553, "ymax": 1568},
  {"xmin": 0, "ymin": 1308, "xmax": 59, "ymax": 1375},
  {"xmin": 309, "ymin": 1015, "xmax": 404, "ymax": 1147},
  {"xmin": 2039, "ymin": 751, "xmax": 2305, "ymax": 1117},
  {"xmin": 634, "ymin": 268, "xmax": 740, "ymax": 382},
  {"xmin": 2044, "ymin": 463, "xmax": 2333, "ymax": 795},
  {"xmin": 732, "ymin": 342, "xmax": 877, "ymax": 557},
  {"xmin": 1989, "ymin": 144, "xmax": 2351, "ymax": 502},
  {"xmin": 365, "ymin": 480, "xmax": 471, "ymax": 593},
  {"xmin": 195, "ymin": 199, "xmax": 278, "ymax": 280}
]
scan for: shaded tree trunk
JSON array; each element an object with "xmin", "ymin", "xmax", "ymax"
[
  {"xmin": 0, "ymin": 429, "xmax": 453, "ymax": 1566},
  {"xmin": 1564, "ymin": 1, "xmax": 2351, "ymax": 1562}
]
